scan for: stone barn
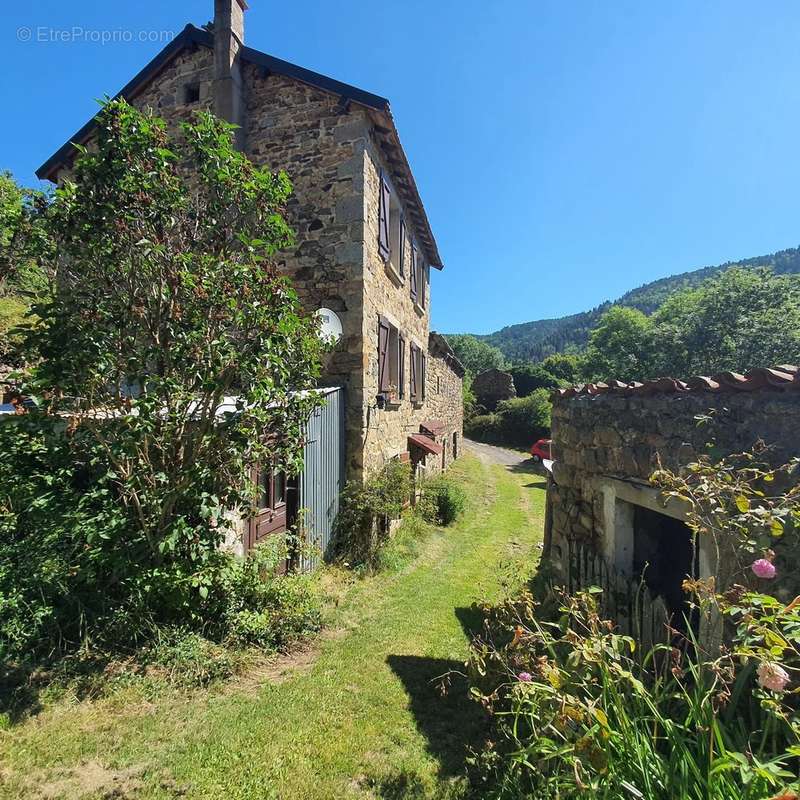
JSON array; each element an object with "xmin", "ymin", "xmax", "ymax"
[
  {"xmin": 473, "ymin": 368, "xmax": 516, "ymax": 411},
  {"xmin": 545, "ymin": 366, "xmax": 800, "ymax": 642}
]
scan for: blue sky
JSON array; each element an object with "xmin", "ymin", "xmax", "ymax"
[{"xmin": 3, "ymin": 1, "xmax": 800, "ymax": 334}]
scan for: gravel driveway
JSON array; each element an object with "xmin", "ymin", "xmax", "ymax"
[{"xmin": 463, "ymin": 438, "xmax": 530, "ymax": 467}]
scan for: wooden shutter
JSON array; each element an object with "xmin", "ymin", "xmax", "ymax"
[
  {"xmin": 410, "ymin": 244, "xmax": 418, "ymax": 302},
  {"xmin": 421, "ymin": 352, "xmax": 427, "ymax": 401},
  {"xmin": 409, "ymin": 343, "xmax": 418, "ymax": 402},
  {"xmin": 398, "ymin": 334, "xmax": 406, "ymax": 399},
  {"xmin": 378, "ymin": 316, "xmax": 391, "ymax": 392},
  {"xmin": 399, "ymin": 218, "xmax": 406, "ymax": 277},
  {"xmin": 420, "ymin": 263, "xmax": 427, "ymax": 308},
  {"xmin": 378, "ymin": 173, "xmax": 390, "ymax": 261}
]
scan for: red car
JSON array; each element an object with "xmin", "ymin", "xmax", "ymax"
[{"xmin": 530, "ymin": 438, "xmax": 552, "ymax": 462}]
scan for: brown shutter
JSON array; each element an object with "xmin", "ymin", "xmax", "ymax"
[
  {"xmin": 378, "ymin": 316, "xmax": 391, "ymax": 392},
  {"xmin": 378, "ymin": 174, "xmax": 390, "ymax": 261},
  {"xmin": 410, "ymin": 243, "xmax": 418, "ymax": 302},
  {"xmin": 409, "ymin": 343, "xmax": 418, "ymax": 402},
  {"xmin": 420, "ymin": 262, "xmax": 427, "ymax": 308},
  {"xmin": 399, "ymin": 218, "xmax": 406, "ymax": 277},
  {"xmin": 421, "ymin": 352, "xmax": 427, "ymax": 401},
  {"xmin": 398, "ymin": 334, "xmax": 406, "ymax": 399}
]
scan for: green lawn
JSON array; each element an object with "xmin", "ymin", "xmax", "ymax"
[{"xmin": 0, "ymin": 453, "xmax": 546, "ymax": 800}]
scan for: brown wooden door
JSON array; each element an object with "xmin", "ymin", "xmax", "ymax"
[{"xmin": 247, "ymin": 467, "xmax": 288, "ymax": 551}]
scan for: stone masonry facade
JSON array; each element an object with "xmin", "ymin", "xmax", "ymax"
[
  {"xmin": 39, "ymin": 1, "xmax": 464, "ymax": 486},
  {"xmin": 548, "ymin": 375, "xmax": 800, "ymax": 616}
]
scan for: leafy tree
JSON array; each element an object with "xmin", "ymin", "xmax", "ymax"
[
  {"xmin": 0, "ymin": 172, "xmax": 48, "ymax": 365},
  {"xmin": 649, "ymin": 268, "xmax": 800, "ymax": 376},
  {"xmin": 540, "ymin": 353, "xmax": 580, "ymax": 384},
  {"xmin": 582, "ymin": 305, "xmax": 652, "ymax": 382},
  {"xmin": 509, "ymin": 353, "xmax": 581, "ymax": 397},
  {"xmin": 446, "ymin": 333, "xmax": 507, "ymax": 375},
  {"xmin": 1, "ymin": 99, "xmax": 324, "ymax": 653}
]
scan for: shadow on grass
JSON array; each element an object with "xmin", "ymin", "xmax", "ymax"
[
  {"xmin": 0, "ymin": 655, "xmax": 115, "ymax": 725},
  {"xmin": 386, "ymin": 655, "xmax": 488, "ymax": 780},
  {"xmin": 369, "ymin": 771, "xmax": 466, "ymax": 800},
  {"xmin": 453, "ymin": 605, "xmax": 485, "ymax": 642}
]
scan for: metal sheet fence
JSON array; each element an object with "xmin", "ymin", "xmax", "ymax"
[{"xmin": 297, "ymin": 387, "xmax": 345, "ymax": 571}]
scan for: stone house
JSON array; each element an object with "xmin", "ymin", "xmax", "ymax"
[
  {"xmin": 472, "ymin": 368, "xmax": 516, "ymax": 411},
  {"xmin": 36, "ymin": 0, "xmax": 463, "ymax": 556},
  {"xmin": 546, "ymin": 366, "xmax": 800, "ymax": 642}
]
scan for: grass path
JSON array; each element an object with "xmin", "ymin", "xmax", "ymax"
[{"xmin": 0, "ymin": 454, "xmax": 545, "ymax": 799}]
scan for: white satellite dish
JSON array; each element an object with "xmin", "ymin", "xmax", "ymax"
[{"xmin": 315, "ymin": 307, "xmax": 343, "ymax": 344}]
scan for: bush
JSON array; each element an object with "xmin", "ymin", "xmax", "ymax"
[
  {"xmin": 0, "ymin": 416, "xmax": 322, "ymax": 663},
  {"xmin": 466, "ymin": 390, "xmax": 551, "ymax": 448},
  {"xmin": 332, "ymin": 460, "xmax": 412, "ymax": 568},
  {"xmin": 467, "ymin": 588, "xmax": 800, "ymax": 799},
  {"xmin": 418, "ymin": 477, "xmax": 466, "ymax": 526},
  {"xmin": 465, "ymin": 412, "xmax": 504, "ymax": 444}
]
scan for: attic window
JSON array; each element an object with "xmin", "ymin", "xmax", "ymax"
[{"xmin": 184, "ymin": 84, "xmax": 201, "ymax": 104}]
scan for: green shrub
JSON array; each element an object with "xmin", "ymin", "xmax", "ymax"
[
  {"xmin": 332, "ymin": 459, "xmax": 413, "ymax": 569},
  {"xmin": 143, "ymin": 627, "xmax": 236, "ymax": 687},
  {"xmin": 418, "ymin": 477, "xmax": 467, "ymax": 526},
  {"xmin": 466, "ymin": 390, "xmax": 551, "ymax": 448},
  {"xmin": 465, "ymin": 412, "xmax": 504, "ymax": 444},
  {"xmin": 467, "ymin": 589, "xmax": 800, "ymax": 799},
  {"xmin": 495, "ymin": 390, "xmax": 551, "ymax": 447},
  {"xmin": 219, "ymin": 539, "xmax": 322, "ymax": 649}
]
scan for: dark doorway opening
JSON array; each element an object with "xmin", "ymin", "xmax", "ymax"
[{"xmin": 632, "ymin": 506, "xmax": 695, "ymax": 622}]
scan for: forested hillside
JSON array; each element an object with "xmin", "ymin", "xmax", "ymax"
[{"xmin": 475, "ymin": 246, "xmax": 800, "ymax": 362}]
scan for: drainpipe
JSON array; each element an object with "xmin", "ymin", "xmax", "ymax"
[{"xmin": 213, "ymin": 0, "xmax": 247, "ymax": 149}]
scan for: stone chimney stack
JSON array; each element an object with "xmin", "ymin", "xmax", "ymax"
[{"xmin": 213, "ymin": 0, "xmax": 247, "ymax": 147}]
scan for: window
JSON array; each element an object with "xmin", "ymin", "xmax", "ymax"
[
  {"xmin": 184, "ymin": 83, "xmax": 200, "ymax": 104},
  {"xmin": 378, "ymin": 316, "xmax": 403, "ymax": 401},
  {"xmin": 378, "ymin": 173, "xmax": 391, "ymax": 261},
  {"xmin": 379, "ymin": 171, "xmax": 405, "ymax": 281},
  {"xmin": 409, "ymin": 342, "xmax": 426, "ymax": 404},
  {"xmin": 410, "ymin": 243, "xmax": 427, "ymax": 310}
]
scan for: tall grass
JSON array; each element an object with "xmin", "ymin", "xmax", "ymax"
[{"xmin": 467, "ymin": 589, "xmax": 799, "ymax": 799}]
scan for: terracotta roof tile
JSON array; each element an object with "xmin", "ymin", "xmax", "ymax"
[{"xmin": 553, "ymin": 364, "xmax": 800, "ymax": 402}]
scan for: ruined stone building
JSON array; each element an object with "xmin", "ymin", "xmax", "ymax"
[
  {"xmin": 36, "ymin": 0, "xmax": 464, "ymax": 493},
  {"xmin": 472, "ymin": 368, "xmax": 516, "ymax": 411}
]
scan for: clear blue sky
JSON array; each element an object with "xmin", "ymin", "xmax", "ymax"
[{"xmin": 3, "ymin": 1, "xmax": 800, "ymax": 334}]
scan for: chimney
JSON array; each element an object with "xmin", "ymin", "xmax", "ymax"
[{"xmin": 213, "ymin": 0, "xmax": 247, "ymax": 147}]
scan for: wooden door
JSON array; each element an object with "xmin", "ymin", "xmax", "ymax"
[{"xmin": 247, "ymin": 466, "xmax": 288, "ymax": 551}]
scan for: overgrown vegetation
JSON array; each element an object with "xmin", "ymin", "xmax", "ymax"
[
  {"xmin": 465, "ymin": 449, "xmax": 800, "ymax": 798},
  {"xmin": 0, "ymin": 100, "xmax": 324, "ymax": 666},
  {"xmin": 333, "ymin": 459, "xmax": 414, "ymax": 568},
  {"xmin": 466, "ymin": 389, "xmax": 551, "ymax": 448},
  {"xmin": 417, "ymin": 475, "xmax": 467, "ymax": 526}
]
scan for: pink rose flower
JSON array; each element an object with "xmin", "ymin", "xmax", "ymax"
[
  {"xmin": 757, "ymin": 661, "xmax": 790, "ymax": 693},
  {"xmin": 752, "ymin": 559, "xmax": 777, "ymax": 579},
  {"xmin": 517, "ymin": 671, "xmax": 533, "ymax": 683}
]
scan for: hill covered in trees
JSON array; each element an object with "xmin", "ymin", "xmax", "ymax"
[{"xmin": 474, "ymin": 246, "xmax": 800, "ymax": 362}]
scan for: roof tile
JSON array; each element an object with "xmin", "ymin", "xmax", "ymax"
[{"xmin": 553, "ymin": 364, "xmax": 800, "ymax": 402}]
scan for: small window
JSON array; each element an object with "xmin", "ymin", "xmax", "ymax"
[
  {"xmin": 184, "ymin": 84, "xmax": 201, "ymax": 104},
  {"xmin": 388, "ymin": 197, "xmax": 403, "ymax": 278}
]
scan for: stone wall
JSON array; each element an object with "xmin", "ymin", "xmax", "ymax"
[
  {"xmin": 473, "ymin": 368, "xmax": 516, "ymax": 411},
  {"xmin": 548, "ymin": 387, "xmax": 800, "ymax": 577},
  {"xmin": 243, "ymin": 66, "xmax": 372, "ymax": 479},
  {"xmin": 49, "ymin": 36, "xmax": 463, "ymax": 485}
]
